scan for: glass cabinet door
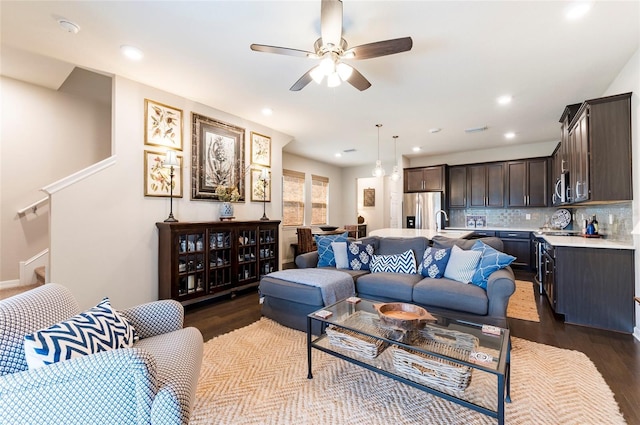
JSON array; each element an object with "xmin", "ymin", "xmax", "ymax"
[
  {"xmin": 176, "ymin": 231, "xmax": 205, "ymax": 297},
  {"xmin": 259, "ymin": 227, "xmax": 277, "ymax": 277},
  {"xmin": 208, "ymin": 229, "xmax": 232, "ymax": 293},
  {"xmin": 237, "ymin": 228, "xmax": 257, "ymax": 283}
]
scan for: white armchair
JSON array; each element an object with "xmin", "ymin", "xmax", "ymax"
[{"xmin": 0, "ymin": 283, "xmax": 203, "ymax": 425}]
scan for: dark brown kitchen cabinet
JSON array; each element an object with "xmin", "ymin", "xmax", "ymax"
[
  {"xmin": 497, "ymin": 231, "xmax": 532, "ymax": 269},
  {"xmin": 447, "ymin": 166, "xmax": 467, "ymax": 208},
  {"xmin": 560, "ymin": 92, "xmax": 632, "ymax": 204},
  {"xmin": 468, "ymin": 163, "xmax": 504, "ymax": 208},
  {"xmin": 506, "ymin": 158, "xmax": 548, "ymax": 207},
  {"xmin": 555, "ymin": 246, "xmax": 634, "ymax": 333},
  {"xmin": 404, "ymin": 165, "xmax": 445, "ymax": 192},
  {"xmin": 156, "ymin": 220, "xmax": 280, "ymax": 306}
]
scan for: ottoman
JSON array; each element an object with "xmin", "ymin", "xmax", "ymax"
[{"xmin": 259, "ymin": 268, "xmax": 363, "ymax": 334}]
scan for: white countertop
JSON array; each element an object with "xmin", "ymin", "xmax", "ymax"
[
  {"xmin": 369, "ymin": 228, "xmax": 473, "ymax": 239},
  {"xmin": 538, "ymin": 235, "xmax": 634, "ymax": 250}
]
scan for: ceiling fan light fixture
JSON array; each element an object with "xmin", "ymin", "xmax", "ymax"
[
  {"xmin": 327, "ymin": 72, "xmax": 341, "ymax": 87},
  {"xmin": 336, "ymin": 62, "xmax": 353, "ymax": 81},
  {"xmin": 342, "ymin": 50, "xmax": 355, "ymax": 59},
  {"xmin": 310, "ymin": 66, "xmax": 325, "ymax": 84},
  {"xmin": 319, "ymin": 55, "xmax": 335, "ymax": 75}
]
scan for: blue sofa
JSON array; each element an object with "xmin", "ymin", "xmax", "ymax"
[{"xmin": 260, "ymin": 235, "xmax": 516, "ymax": 331}]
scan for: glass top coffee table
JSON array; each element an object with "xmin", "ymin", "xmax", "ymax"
[{"xmin": 307, "ymin": 298, "xmax": 511, "ymax": 425}]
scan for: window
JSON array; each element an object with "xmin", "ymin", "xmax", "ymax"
[
  {"xmin": 282, "ymin": 169, "xmax": 305, "ymax": 226},
  {"xmin": 311, "ymin": 175, "xmax": 329, "ymax": 225}
]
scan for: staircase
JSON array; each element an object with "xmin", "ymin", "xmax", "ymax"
[{"xmin": 35, "ymin": 266, "xmax": 46, "ymax": 285}]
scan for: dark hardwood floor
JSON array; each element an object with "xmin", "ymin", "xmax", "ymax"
[{"xmin": 184, "ymin": 271, "xmax": 640, "ymax": 424}]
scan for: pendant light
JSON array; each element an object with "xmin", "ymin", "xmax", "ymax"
[
  {"xmin": 372, "ymin": 124, "xmax": 385, "ymax": 177},
  {"xmin": 390, "ymin": 135, "xmax": 400, "ymax": 181}
]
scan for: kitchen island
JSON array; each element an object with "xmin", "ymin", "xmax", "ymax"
[{"xmin": 369, "ymin": 228, "xmax": 473, "ymax": 240}]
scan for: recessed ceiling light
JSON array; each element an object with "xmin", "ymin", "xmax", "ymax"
[
  {"xmin": 565, "ymin": 1, "xmax": 593, "ymax": 20},
  {"xmin": 412, "ymin": 147, "xmax": 421, "ymax": 152},
  {"xmin": 120, "ymin": 45, "xmax": 144, "ymax": 61},
  {"xmin": 429, "ymin": 128, "xmax": 442, "ymax": 134},
  {"xmin": 261, "ymin": 107, "xmax": 273, "ymax": 116},
  {"xmin": 334, "ymin": 153, "xmax": 342, "ymax": 157},
  {"xmin": 57, "ymin": 19, "xmax": 80, "ymax": 34},
  {"xmin": 504, "ymin": 132, "xmax": 516, "ymax": 139},
  {"xmin": 497, "ymin": 95, "xmax": 512, "ymax": 105}
]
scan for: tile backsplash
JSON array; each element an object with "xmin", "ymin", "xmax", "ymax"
[{"xmin": 449, "ymin": 202, "xmax": 632, "ymax": 242}]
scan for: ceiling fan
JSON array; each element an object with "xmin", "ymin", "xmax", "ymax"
[{"xmin": 250, "ymin": 0, "xmax": 413, "ymax": 91}]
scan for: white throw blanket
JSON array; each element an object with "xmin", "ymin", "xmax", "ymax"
[{"xmin": 267, "ymin": 269, "xmax": 355, "ymax": 306}]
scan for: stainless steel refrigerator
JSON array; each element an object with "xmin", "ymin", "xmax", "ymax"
[{"xmin": 402, "ymin": 192, "xmax": 443, "ymax": 229}]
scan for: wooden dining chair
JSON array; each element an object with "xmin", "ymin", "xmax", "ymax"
[
  {"xmin": 344, "ymin": 225, "xmax": 358, "ymax": 239},
  {"xmin": 297, "ymin": 227, "xmax": 316, "ymax": 254}
]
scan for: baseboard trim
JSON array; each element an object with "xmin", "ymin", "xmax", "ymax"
[
  {"xmin": 634, "ymin": 326, "xmax": 640, "ymax": 342},
  {"xmin": 0, "ymin": 279, "xmax": 22, "ymax": 290}
]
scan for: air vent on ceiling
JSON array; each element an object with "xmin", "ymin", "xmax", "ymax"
[
  {"xmin": 343, "ymin": 148, "xmax": 357, "ymax": 153},
  {"xmin": 465, "ymin": 126, "xmax": 488, "ymax": 133}
]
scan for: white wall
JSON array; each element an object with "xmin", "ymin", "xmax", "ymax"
[
  {"xmin": 0, "ymin": 76, "xmax": 110, "ymax": 281},
  {"xmin": 281, "ymin": 152, "xmax": 345, "ymax": 263},
  {"xmin": 602, "ymin": 48, "xmax": 639, "ymax": 340},
  {"xmin": 49, "ymin": 76, "xmax": 292, "ymax": 310}
]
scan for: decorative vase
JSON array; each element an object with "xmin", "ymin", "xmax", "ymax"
[{"xmin": 219, "ymin": 202, "xmax": 234, "ymax": 218}]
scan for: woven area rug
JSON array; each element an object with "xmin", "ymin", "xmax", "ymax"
[
  {"xmin": 507, "ymin": 280, "xmax": 540, "ymax": 322},
  {"xmin": 191, "ymin": 318, "xmax": 624, "ymax": 425}
]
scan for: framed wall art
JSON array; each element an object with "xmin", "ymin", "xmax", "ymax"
[
  {"xmin": 191, "ymin": 113, "xmax": 245, "ymax": 200},
  {"xmin": 363, "ymin": 188, "xmax": 375, "ymax": 207},
  {"xmin": 144, "ymin": 150, "xmax": 183, "ymax": 197},
  {"xmin": 144, "ymin": 99, "xmax": 183, "ymax": 150},
  {"xmin": 250, "ymin": 132, "xmax": 271, "ymax": 167},
  {"xmin": 250, "ymin": 167, "xmax": 271, "ymax": 202}
]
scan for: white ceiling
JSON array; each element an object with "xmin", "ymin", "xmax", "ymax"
[{"xmin": 1, "ymin": 1, "xmax": 638, "ymax": 167}]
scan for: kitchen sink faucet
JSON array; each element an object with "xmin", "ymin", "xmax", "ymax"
[{"xmin": 435, "ymin": 210, "xmax": 449, "ymax": 231}]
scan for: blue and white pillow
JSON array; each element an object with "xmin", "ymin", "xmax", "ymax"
[
  {"xmin": 315, "ymin": 232, "xmax": 349, "ymax": 267},
  {"xmin": 418, "ymin": 247, "xmax": 451, "ymax": 278},
  {"xmin": 471, "ymin": 240, "xmax": 516, "ymax": 289},
  {"xmin": 23, "ymin": 298, "xmax": 138, "ymax": 369},
  {"xmin": 347, "ymin": 242, "xmax": 375, "ymax": 271},
  {"xmin": 444, "ymin": 245, "xmax": 482, "ymax": 284},
  {"xmin": 370, "ymin": 249, "xmax": 417, "ymax": 274}
]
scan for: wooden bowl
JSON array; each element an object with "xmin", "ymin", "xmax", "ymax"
[{"xmin": 374, "ymin": 302, "xmax": 436, "ymax": 331}]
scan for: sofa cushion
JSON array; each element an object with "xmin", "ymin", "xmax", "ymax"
[
  {"xmin": 370, "ymin": 249, "xmax": 417, "ymax": 274},
  {"xmin": 376, "ymin": 237, "xmax": 429, "ymax": 261},
  {"xmin": 23, "ymin": 298, "xmax": 137, "ymax": 369},
  {"xmin": 356, "ymin": 272, "xmax": 422, "ymax": 302},
  {"xmin": 418, "ymin": 246, "xmax": 451, "ymax": 278},
  {"xmin": 412, "ymin": 278, "xmax": 489, "ymax": 315},
  {"xmin": 443, "ymin": 245, "xmax": 482, "ymax": 284},
  {"xmin": 331, "ymin": 241, "xmax": 350, "ymax": 269},
  {"xmin": 471, "ymin": 240, "xmax": 516, "ymax": 289},
  {"xmin": 315, "ymin": 232, "xmax": 348, "ymax": 267},
  {"xmin": 259, "ymin": 276, "xmax": 324, "ymax": 306},
  {"xmin": 346, "ymin": 242, "xmax": 374, "ymax": 271}
]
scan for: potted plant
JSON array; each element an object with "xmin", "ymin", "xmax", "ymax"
[{"xmin": 216, "ymin": 185, "xmax": 240, "ymax": 218}]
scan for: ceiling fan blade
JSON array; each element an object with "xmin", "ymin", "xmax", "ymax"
[
  {"xmin": 321, "ymin": 0, "xmax": 343, "ymax": 47},
  {"xmin": 346, "ymin": 66, "xmax": 371, "ymax": 91},
  {"xmin": 250, "ymin": 44, "xmax": 314, "ymax": 58},
  {"xmin": 348, "ymin": 37, "xmax": 413, "ymax": 60},
  {"xmin": 290, "ymin": 69, "xmax": 315, "ymax": 91}
]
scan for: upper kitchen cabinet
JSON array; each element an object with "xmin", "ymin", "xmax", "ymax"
[
  {"xmin": 506, "ymin": 158, "xmax": 548, "ymax": 207},
  {"xmin": 447, "ymin": 165, "xmax": 467, "ymax": 208},
  {"xmin": 561, "ymin": 92, "xmax": 632, "ymax": 204},
  {"xmin": 404, "ymin": 165, "xmax": 446, "ymax": 192},
  {"xmin": 468, "ymin": 163, "xmax": 504, "ymax": 208}
]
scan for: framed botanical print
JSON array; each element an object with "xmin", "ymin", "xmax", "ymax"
[
  {"xmin": 250, "ymin": 167, "xmax": 271, "ymax": 202},
  {"xmin": 144, "ymin": 99, "xmax": 183, "ymax": 150},
  {"xmin": 250, "ymin": 132, "xmax": 271, "ymax": 167},
  {"xmin": 192, "ymin": 113, "xmax": 245, "ymax": 200},
  {"xmin": 144, "ymin": 150, "xmax": 183, "ymax": 197}
]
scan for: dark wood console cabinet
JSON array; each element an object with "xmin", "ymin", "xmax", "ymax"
[{"xmin": 157, "ymin": 220, "xmax": 280, "ymax": 305}]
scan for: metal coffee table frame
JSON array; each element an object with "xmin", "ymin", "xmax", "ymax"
[{"xmin": 307, "ymin": 298, "xmax": 511, "ymax": 425}]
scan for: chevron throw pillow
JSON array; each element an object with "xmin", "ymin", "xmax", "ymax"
[
  {"xmin": 470, "ymin": 240, "xmax": 516, "ymax": 289},
  {"xmin": 444, "ymin": 245, "xmax": 482, "ymax": 284},
  {"xmin": 23, "ymin": 298, "xmax": 138, "ymax": 369},
  {"xmin": 370, "ymin": 249, "xmax": 417, "ymax": 274}
]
